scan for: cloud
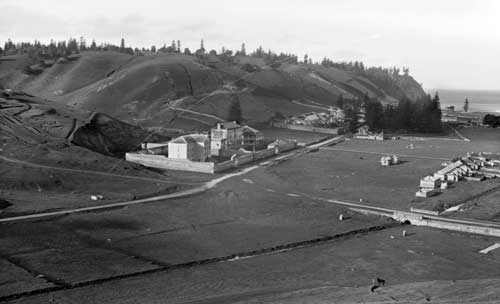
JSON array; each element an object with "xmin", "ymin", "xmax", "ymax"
[
  {"xmin": 1, "ymin": 0, "xmax": 500, "ymax": 89},
  {"xmin": 0, "ymin": 5, "xmax": 69, "ymax": 40},
  {"xmin": 332, "ymin": 49, "xmax": 366, "ymax": 60}
]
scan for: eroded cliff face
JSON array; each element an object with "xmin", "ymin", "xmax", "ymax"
[
  {"xmin": 0, "ymin": 89, "xmax": 161, "ymax": 157},
  {"xmin": 70, "ymin": 113, "xmax": 149, "ymax": 156}
]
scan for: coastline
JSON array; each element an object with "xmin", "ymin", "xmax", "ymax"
[{"xmin": 427, "ymin": 88, "xmax": 500, "ymax": 114}]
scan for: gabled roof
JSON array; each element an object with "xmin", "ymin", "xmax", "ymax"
[
  {"xmin": 241, "ymin": 125, "xmax": 262, "ymax": 135},
  {"xmin": 217, "ymin": 121, "xmax": 241, "ymax": 129},
  {"xmin": 170, "ymin": 134, "xmax": 209, "ymax": 144}
]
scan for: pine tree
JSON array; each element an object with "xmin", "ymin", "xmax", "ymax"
[
  {"xmin": 464, "ymin": 98, "xmax": 469, "ymax": 112},
  {"xmin": 430, "ymin": 92, "xmax": 442, "ymax": 132},
  {"xmin": 177, "ymin": 40, "xmax": 181, "ymax": 53},
  {"xmin": 365, "ymin": 99, "xmax": 384, "ymax": 131},
  {"xmin": 345, "ymin": 103, "xmax": 360, "ymax": 133},
  {"xmin": 67, "ymin": 38, "xmax": 78, "ymax": 54},
  {"xmin": 120, "ymin": 38, "xmax": 125, "ymax": 53},
  {"xmin": 337, "ymin": 94, "xmax": 344, "ymax": 109},
  {"xmin": 79, "ymin": 37, "xmax": 86, "ymax": 51},
  {"xmin": 241, "ymin": 43, "xmax": 246, "ymax": 56},
  {"xmin": 228, "ymin": 99, "xmax": 242, "ymax": 123},
  {"xmin": 384, "ymin": 105, "xmax": 397, "ymax": 130},
  {"xmin": 395, "ymin": 98, "xmax": 412, "ymax": 130},
  {"xmin": 416, "ymin": 96, "xmax": 432, "ymax": 132}
]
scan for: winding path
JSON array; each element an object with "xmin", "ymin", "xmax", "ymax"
[
  {"xmin": 168, "ymin": 106, "xmax": 224, "ymax": 121},
  {"xmin": 0, "ymin": 154, "xmax": 196, "ymax": 186},
  {"xmin": 0, "ymin": 136, "xmax": 344, "ymax": 223}
]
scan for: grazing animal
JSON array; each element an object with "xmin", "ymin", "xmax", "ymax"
[
  {"xmin": 370, "ymin": 277, "xmax": 386, "ymax": 292},
  {"xmin": 377, "ymin": 277, "xmax": 386, "ymax": 286}
]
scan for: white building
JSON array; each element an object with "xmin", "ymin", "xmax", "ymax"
[
  {"xmin": 416, "ymin": 188, "xmax": 438, "ymax": 197},
  {"xmin": 380, "ymin": 155, "xmax": 399, "ymax": 166},
  {"xmin": 210, "ymin": 121, "xmax": 243, "ymax": 155},
  {"xmin": 420, "ymin": 176, "xmax": 441, "ymax": 189},
  {"xmin": 168, "ymin": 134, "xmax": 210, "ymax": 162}
]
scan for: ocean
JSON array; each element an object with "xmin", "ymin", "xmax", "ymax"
[{"xmin": 426, "ymin": 89, "xmax": 500, "ymax": 113}]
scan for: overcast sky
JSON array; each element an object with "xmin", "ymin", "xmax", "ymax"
[{"xmin": 1, "ymin": 0, "xmax": 499, "ymax": 90}]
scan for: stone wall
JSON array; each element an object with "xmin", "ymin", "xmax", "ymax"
[
  {"xmin": 125, "ymin": 153, "xmax": 215, "ymax": 173},
  {"xmin": 393, "ymin": 211, "xmax": 500, "ymax": 237},
  {"xmin": 126, "ymin": 141, "xmax": 298, "ymax": 174}
]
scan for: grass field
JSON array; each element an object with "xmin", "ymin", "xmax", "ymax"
[
  {"xmin": 10, "ymin": 226, "xmax": 500, "ymax": 304},
  {"xmin": 258, "ymin": 127, "xmax": 329, "ymax": 144},
  {"xmin": 1, "ymin": 128, "xmax": 500, "ymax": 302}
]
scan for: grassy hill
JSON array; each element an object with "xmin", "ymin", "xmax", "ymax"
[
  {"xmin": 0, "ymin": 89, "xmax": 164, "ymax": 156},
  {"xmin": 0, "ymin": 51, "xmax": 426, "ymax": 131}
]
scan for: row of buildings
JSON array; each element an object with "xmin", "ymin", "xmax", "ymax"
[
  {"xmin": 416, "ymin": 154, "xmax": 500, "ymax": 197},
  {"xmin": 441, "ymin": 109, "xmax": 484, "ymax": 126},
  {"xmin": 285, "ymin": 107, "xmax": 345, "ymax": 127}
]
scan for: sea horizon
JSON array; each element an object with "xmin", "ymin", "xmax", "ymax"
[{"xmin": 426, "ymin": 88, "xmax": 500, "ymax": 113}]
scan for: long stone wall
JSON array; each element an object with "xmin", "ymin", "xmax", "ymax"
[
  {"xmin": 393, "ymin": 211, "xmax": 500, "ymax": 237},
  {"xmin": 126, "ymin": 141, "xmax": 298, "ymax": 174},
  {"xmin": 271, "ymin": 122, "xmax": 343, "ymax": 135},
  {"xmin": 125, "ymin": 153, "xmax": 215, "ymax": 173}
]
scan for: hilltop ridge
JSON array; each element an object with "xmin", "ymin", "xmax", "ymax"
[{"xmin": 0, "ymin": 51, "xmax": 426, "ymax": 131}]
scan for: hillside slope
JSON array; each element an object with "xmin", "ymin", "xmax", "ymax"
[
  {"xmin": 0, "ymin": 89, "xmax": 157, "ymax": 156},
  {"xmin": 0, "ymin": 51, "xmax": 426, "ymax": 131}
]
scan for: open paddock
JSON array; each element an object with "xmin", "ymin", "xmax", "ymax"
[
  {"xmin": 11, "ymin": 226, "xmax": 500, "ymax": 304},
  {"xmin": 260, "ymin": 147, "xmax": 443, "ymax": 210},
  {"xmin": 258, "ymin": 127, "xmax": 329, "ymax": 145}
]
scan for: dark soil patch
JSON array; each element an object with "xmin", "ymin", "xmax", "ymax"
[{"xmin": 0, "ymin": 198, "xmax": 12, "ymax": 210}]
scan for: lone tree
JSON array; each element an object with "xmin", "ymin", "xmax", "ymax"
[
  {"xmin": 464, "ymin": 98, "xmax": 469, "ymax": 112},
  {"xmin": 365, "ymin": 99, "xmax": 385, "ymax": 131},
  {"xmin": 228, "ymin": 99, "xmax": 242, "ymax": 123},
  {"xmin": 337, "ymin": 94, "xmax": 344, "ymax": 109},
  {"xmin": 241, "ymin": 43, "xmax": 246, "ymax": 56},
  {"xmin": 344, "ymin": 103, "xmax": 360, "ymax": 133},
  {"xmin": 120, "ymin": 38, "xmax": 125, "ymax": 53}
]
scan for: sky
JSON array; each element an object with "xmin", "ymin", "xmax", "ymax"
[{"xmin": 1, "ymin": 0, "xmax": 500, "ymax": 90}]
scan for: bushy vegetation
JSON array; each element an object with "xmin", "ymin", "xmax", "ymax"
[
  {"xmin": 1, "ymin": 37, "xmax": 424, "ymax": 110},
  {"xmin": 362, "ymin": 92, "xmax": 442, "ymax": 133},
  {"xmin": 2, "ymin": 37, "xmax": 415, "ymax": 79},
  {"xmin": 321, "ymin": 58, "xmax": 413, "ymax": 100},
  {"xmin": 483, "ymin": 114, "xmax": 500, "ymax": 128},
  {"xmin": 2, "ymin": 37, "xmax": 135, "ymax": 61},
  {"xmin": 228, "ymin": 98, "xmax": 243, "ymax": 123}
]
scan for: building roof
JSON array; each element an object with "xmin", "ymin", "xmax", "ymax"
[
  {"xmin": 241, "ymin": 126, "xmax": 262, "ymax": 135},
  {"xmin": 217, "ymin": 121, "xmax": 241, "ymax": 129},
  {"xmin": 170, "ymin": 134, "xmax": 209, "ymax": 144}
]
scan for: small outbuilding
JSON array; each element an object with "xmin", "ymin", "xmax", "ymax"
[{"xmin": 168, "ymin": 134, "xmax": 210, "ymax": 162}]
